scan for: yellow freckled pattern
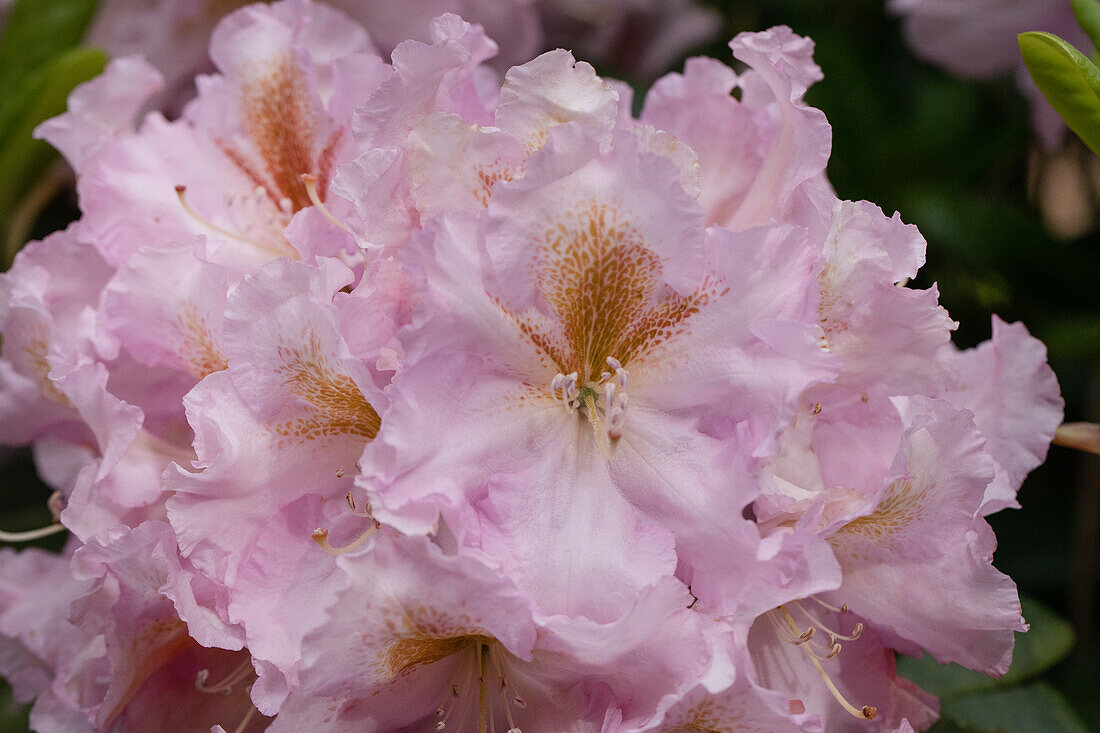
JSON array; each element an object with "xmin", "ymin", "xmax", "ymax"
[
  {"xmin": 832, "ymin": 478, "xmax": 926, "ymax": 546},
  {"xmin": 661, "ymin": 698, "xmax": 753, "ymax": 732},
  {"xmin": 499, "ymin": 199, "xmax": 722, "ymax": 382},
  {"xmin": 473, "ymin": 163, "xmax": 517, "ymax": 207},
  {"xmin": 176, "ymin": 304, "xmax": 228, "ymax": 379},
  {"xmin": 817, "ymin": 262, "xmax": 848, "ymax": 339},
  {"xmin": 219, "ymin": 53, "xmax": 343, "ymax": 213},
  {"xmin": 22, "ymin": 337, "xmax": 70, "ymax": 407},
  {"xmin": 272, "ymin": 334, "xmax": 380, "ymax": 442},
  {"xmin": 375, "ymin": 604, "xmax": 492, "ymax": 679}
]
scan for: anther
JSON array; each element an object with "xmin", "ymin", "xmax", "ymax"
[
  {"xmin": 47, "ymin": 490, "xmax": 64, "ymax": 521},
  {"xmin": 345, "ymin": 492, "xmax": 374, "ymax": 518},
  {"xmin": 551, "ymin": 372, "xmax": 580, "ymax": 413}
]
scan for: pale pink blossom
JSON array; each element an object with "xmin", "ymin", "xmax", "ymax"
[
  {"xmin": 165, "ymin": 257, "xmax": 398, "ymax": 710},
  {"xmin": 948, "ymin": 316, "xmax": 1063, "ymax": 514},
  {"xmin": 39, "ymin": 0, "xmax": 375, "ymax": 272},
  {"xmin": 271, "ymin": 533, "xmax": 717, "ymax": 731},
  {"xmin": 357, "ymin": 122, "xmax": 837, "ymax": 621},
  {"xmin": 641, "ymin": 27, "xmax": 834, "ymax": 232}
]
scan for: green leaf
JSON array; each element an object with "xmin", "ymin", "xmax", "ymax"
[
  {"xmin": 0, "ymin": 683, "xmax": 30, "ymax": 733},
  {"xmin": 942, "ymin": 683, "xmax": 1089, "ymax": 733},
  {"xmin": 0, "ymin": 46, "xmax": 107, "ymax": 266},
  {"xmin": 1072, "ymin": 0, "xmax": 1100, "ymax": 53},
  {"xmin": 1019, "ymin": 31, "xmax": 1100, "ymax": 156},
  {"xmin": 0, "ymin": 0, "xmax": 100, "ymax": 142},
  {"xmin": 1036, "ymin": 315, "xmax": 1100, "ymax": 361},
  {"xmin": 897, "ymin": 596, "xmax": 1075, "ymax": 700},
  {"xmin": 0, "ymin": 0, "xmax": 100, "ymax": 81}
]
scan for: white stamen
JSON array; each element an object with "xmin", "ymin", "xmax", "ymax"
[
  {"xmin": 300, "ymin": 174, "xmax": 356, "ymax": 238},
  {"xmin": 551, "ymin": 372, "xmax": 580, "ymax": 413},
  {"xmin": 312, "ymin": 524, "xmax": 377, "ymax": 556},
  {"xmin": 553, "ymin": 357, "xmax": 631, "ymax": 450},
  {"xmin": 231, "ymin": 703, "xmax": 259, "ymax": 733},
  {"xmin": 769, "ymin": 603, "xmax": 877, "ymax": 721},
  {"xmin": 175, "ymin": 185, "xmax": 286, "ymax": 258},
  {"xmin": 0, "ymin": 523, "xmax": 66, "ymax": 543},
  {"xmin": 195, "ymin": 659, "xmax": 253, "ymax": 696}
]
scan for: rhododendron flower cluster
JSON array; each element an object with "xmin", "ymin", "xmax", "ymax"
[{"xmin": 0, "ymin": 1, "xmax": 1064, "ymax": 731}]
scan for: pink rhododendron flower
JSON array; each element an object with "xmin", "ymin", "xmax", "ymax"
[{"xmin": 0, "ymin": 2, "xmax": 1065, "ymax": 731}]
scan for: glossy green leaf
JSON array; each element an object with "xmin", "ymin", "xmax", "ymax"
[
  {"xmin": 0, "ymin": 0, "xmax": 100, "ymax": 141},
  {"xmin": 0, "ymin": 47, "xmax": 107, "ymax": 266},
  {"xmin": 0, "ymin": 0, "xmax": 99, "ymax": 81},
  {"xmin": 1019, "ymin": 31, "xmax": 1100, "ymax": 156},
  {"xmin": 1072, "ymin": 0, "xmax": 1100, "ymax": 53},
  {"xmin": 942, "ymin": 683, "xmax": 1089, "ymax": 733},
  {"xmin": 897, "ymin": 596, "xmax": 1075, "ymax": 700}
]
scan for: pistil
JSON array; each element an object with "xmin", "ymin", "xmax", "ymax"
[{"xmin": 552, "ymin": 356, "xmax": 630, "ymax": 455}]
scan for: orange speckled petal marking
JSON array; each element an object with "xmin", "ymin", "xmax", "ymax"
[
  {"xmin": 273, "ymin": 333, "xmax": 381, "ymax": 443},
  {"xmin": 497, "ymin": 199, "xmax": 722, "ymax": 383},
  {"xmin": 220, "ymin": 53, "xmax": 343, "ymax": 213}
]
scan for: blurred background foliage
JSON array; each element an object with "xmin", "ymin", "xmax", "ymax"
[{"xmin": 0, "ymin": 0, "xmax": 1096, "ymax": 731}]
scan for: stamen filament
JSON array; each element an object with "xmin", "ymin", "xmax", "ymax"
[
  {"xmin": 0, "ymin": 523, "xmax": 66, "ymax": 543},
  {"xmin": 794, "ymin": 603, "xmax": 863, "ymax": 642},
  {"xmin": 312, "ymin": 524, "xmax": 376, "ymax": 555},
  {"xmin": 778, "ymin": 606, "xmax": 876, "ymax": 720},
  {"xmin": 436, "ymin": 654, "xmax": 476, "ymax": 730},
  {"xmin": 807, "ymin": 594, "xmax": 849, "ymax": 614},
  {"xmin": 175, "ymin": 186, "xmax": 284, "ymax": 257},
  {"xmin": 231, "ymin": 703, "xmax": 258, "ymax": 733},
  {"xmin": 196, "ymin": 659, "xmax": 253, "ymax": 695},
  {"xmin": 300, "ymin": 174, "xmax": 356, "ymax": 237},
  {"xmin": 490, "ymin": 645, "xmax": 523, "ymax": 733}
]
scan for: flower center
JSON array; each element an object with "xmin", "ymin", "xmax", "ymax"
[{"xmin": 552, "ymin": 356, "xmax": 629, "ymax": 455}]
